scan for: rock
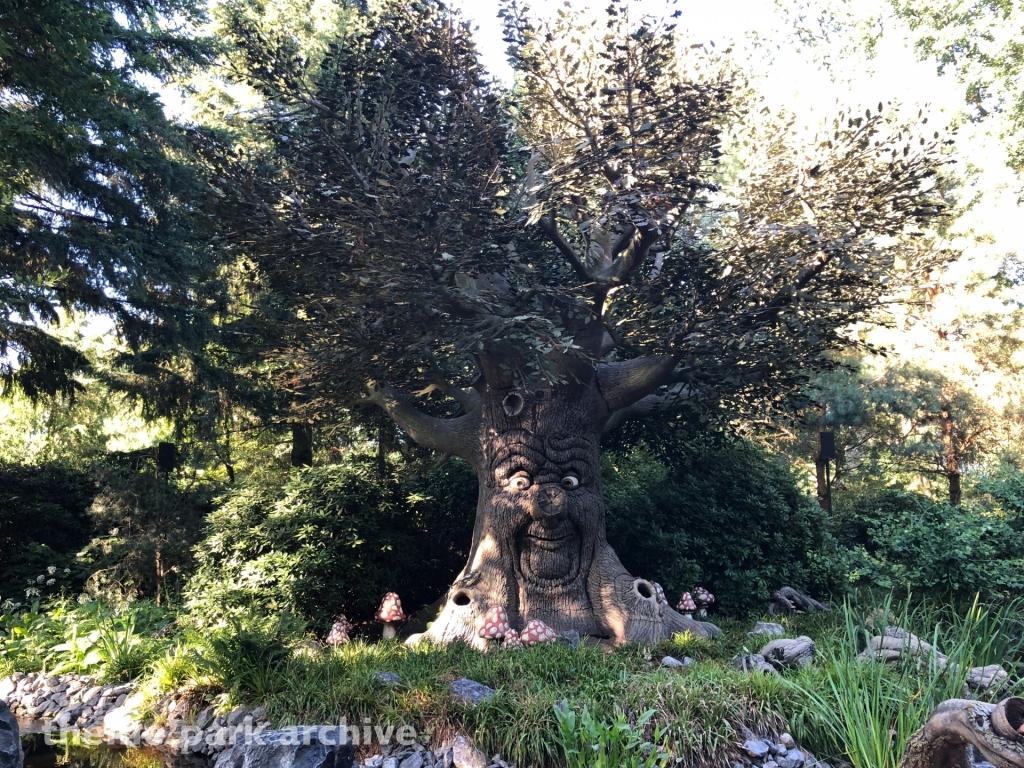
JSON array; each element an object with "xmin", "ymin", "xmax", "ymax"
[
  {"xmin": 731, "ymin": 654, "xmax": 779, "ymax": 676},
  {"xmin": 214, "ymin": 725, "xmax": 354, "ymax": 768},
  {"xmin": 451, "ymin": 736, "xmax": 487, "ymax": 768},
  {"xmin": 743, "ymin": 739, "xmax": 771, "ymax": 759},
  {"xmin": 365, "ymin": 757, "xmax": 384, "ymax": 768},
  {"xmin": 384, "ymin": 758, "xmax": 399, "ymax": 768},
  {"xmin": 748, "ymin": 622, "xmax": 786, "ymax": 639},
  {"xmin": 375, "ymin": 672, "xmax": 403, "ymax": 686},
  {"xmin": 760, "ymin": 636, "xmax": 816, "ymax": 670},
  {"xmin": 450, "ymin": 678, "xmax": 496, "ymax": 705},
  {"xmin": 400, "ymin": 752, "xmax": 425, "ymax": 768},
  {"xmin": 250, "ymin": 705, "xmax": 268, "ymax": 723},
  {"xmin": 660, "ymin": 656, "xmax": 693, "ymax": 668},
  {"xmin": 0, "ymin": 699, "xmax": 23, "ymax": 768},
  {"xmin": 196, "ymin": 706, "xmax": 216, "ymax": 730},
  {"xmin": 228, "ymin": 705, "xmax": 250, "ymax": 727},
  {"xmin": 557, "ymin": 630, "xmax": 581, "ymax": 648},
  {"xmin": 778, "ymin": 748, "xmax": 806, "ymax": 768},
  {"xmin": 779, "ymin": 733, "xmax": 796, "ymax": 749}
]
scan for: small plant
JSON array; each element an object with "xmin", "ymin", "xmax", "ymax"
[
  {"xmin": 553, "ymin": 702, "xmax": 672, "ymax": 768},
  {"xmin": 197, "ymin": 614, "xmax": 302, "ymax": 697}
]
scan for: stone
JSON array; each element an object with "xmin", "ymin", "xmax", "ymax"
[
  {"xmin": 660, "ymin": 656, "xmax": 693, "ymax": 668},
  {"xmin": 0, "ymin": 699, "xmax": 23, "ymax": 768},
  {"xmin": 451, "ymin": 736, "xmax": 488, "ymax": 768},
  {"xmin": 228, "ymin": 705, "xmax": 250, "ymax": 726},
  {"xmin": 0, "ymin": 679, "xmax": 15, "ymax": 701},
  {"xmin": 780, "ymin": 733, "xmax": 796, "ymax": 749},
  {"xmin": 743, "ymin": 739, "xmax": 771, "ymax": 759},
  {"xmin": 384, "ymin": 758, "xmax": 399, "ymax": 768},
  {"xmin": 375, "ymin": 672, "xmax": 403, "ymax": 686},
  {"xmin": 558, "ymin": 630, "xmax": 581, "ymax": 648},
  {"xmin": 213, "ymin": 726, "xmax": 351, "ymax": 768},
  {"xmin": 748, "ymin": 622, "xmax": 786, "ymax": 639},
  {"xmin": 400, "ymin": 752, "xmax": 425, "ymax": 768},
  {"xmin": 450, "ymin": 679, "xmax": 496, "ymax": 705},
  {"xmin": 778, "ymin": 749, "xmax": 805, "ymax": 768},
  {"xmin": 365, "ymin": 757, "xmax": 384, "ymax": 768},
  {"xmin": 196, "ymin": 706, "xmax": 216, "ymax": 730}
]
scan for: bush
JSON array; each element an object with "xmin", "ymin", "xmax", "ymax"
[
  {"xmin": 77, "ymin": 464, "xmax": 215, "ymax": 604},
  {"xmin": 0, "ymin": 462, "xmax": 94, "ymax": 602},
  {"xmin": 837, "ymin": 489, "xmax": 1024, "ymax": 599},
  {"xmin": 185, "ymin": 456, "xmax": 477, "ymax": 629},
  {"xmin": 602, "ymin": 437, "xmax": 846, "ymax": 615}
]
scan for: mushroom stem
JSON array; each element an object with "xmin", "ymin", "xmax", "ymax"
[{"xmin": 382, "ymin": 623, "xmax": 397, "ymax": 639}]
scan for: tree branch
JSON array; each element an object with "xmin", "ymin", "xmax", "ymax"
[
  {"xmin": 602, "ymin": 383, "xmax": 692, "ymax": 432},
  {"xmin": 539, "ymin": 215, "xmax": 591, "ymax": 282},
  {"xmin": 595, "ymin": 355, "xmax": 678, "ymax": 413},
  {"xmin": 359, "ymin": 382, "xmax": 480, "ymax": 462}
]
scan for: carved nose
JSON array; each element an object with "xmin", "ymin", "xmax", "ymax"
[{"xmin": 531, "ymin": 485, "xmax": 567, "ymax": 525}]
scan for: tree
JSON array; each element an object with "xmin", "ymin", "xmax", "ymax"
[
  {"xmin": 0, "ymin": 0, "xmax": 215, "ymax": 399},
  {"xmin": 213, "ymin": 0, "xmax": 950, "ymax": 645}
]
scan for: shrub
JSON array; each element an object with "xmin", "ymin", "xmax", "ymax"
[
  {"xmin": 185, "ymin": 456, "xmax": 477, "ymax": 628},
  {"xmin": 602, "ymin": 437, "xmax": 846, "ymax": 615},
  {"xmin": 838, "ymin": 489, "xmax": 1024, "ymax": 599},
  {"xmin": 0, "ymin": 462, "xmax": 94, "ymax": 601},
  {"xmin": 77, "ymin": 464, "xmax": 215, "ymax": 604}
]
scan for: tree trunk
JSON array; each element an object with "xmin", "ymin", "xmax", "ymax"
[
  {"xmin": 372, "ymin": 367, "xmax": 719, "ymax": 649},
  {"xmin": 291, "ymin": 422, "xmax": 314, "ymax": 468},
  {"xmin": 940, "ymin": 407, "xmax": 961, "ymax": 506}
]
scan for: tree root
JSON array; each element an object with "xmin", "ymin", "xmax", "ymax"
[
  {"xmin": 767, "ymin": 586, "xmax": 830, "ymax": 615},
  {"xmin": 900, "ymin": 697, "xmax": 1024, "ymax": 768}
]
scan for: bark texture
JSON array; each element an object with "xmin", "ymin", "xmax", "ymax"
[
  {"xmin": 367, "ymin": 365, "xmax": 719, "ymax": 648},
  {"xmin": 900, "ymin": 697, "xmax": 1024, "ymax": 768}
]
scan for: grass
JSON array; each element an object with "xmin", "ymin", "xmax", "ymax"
[
  {"xmin": 780, "ymin": 594, "xmax": 1024, "ymax": 768},
  {"xmin": 4, "ymin": 593, "xmax": 1022, "ymax": 768}
]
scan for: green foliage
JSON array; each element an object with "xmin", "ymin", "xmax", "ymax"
[
  {"xmin": 195, "ymin": 614, "xmax": 301, "ymax": 698},
  {"xmin": 553, "ymin": 704, "xmax": 671, "ymax": 768},
  {"xmin": 185, "ymin": 457, "xmax": 477, "ymax": 627},
  {"xmin": 0, "ymin": 463, "xmax": 94, "ymax": 601},
  {"xmin": 0, "ymin": 598, "xmax": 172, "ymax": 682},
  {"xmin": 783, "ymin": 595, "xmax": 1024, "ymax": 768},
  {"xmin": 838, "ymin": 489, "xmax": 1024, "ymax": 598},
  {"xmin": 0, "ymin": 0, "xmax": 216, "ymax": 399},
  {"xmin": 78, "ymin": 464, "xmax": 215, "ymax": 604},
  {"xmin": 602, "ymin": 436, "xmax": 846, "ymax": 614}
]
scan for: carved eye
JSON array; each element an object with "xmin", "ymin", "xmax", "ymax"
[
  {"xmin": 561, "ymin": 475, "xmax": 580, "ymax": 489},
  {"xmin": 508, "ymin": 474, "xmax": 531, "ymax": 491}
]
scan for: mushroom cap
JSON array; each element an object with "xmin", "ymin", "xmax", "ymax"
[
  {"xmin": 334, "ymin": 614, "xmax": 354, "ymax": 633},
  {"xmin": 653, "ymin": 582, "xmax": 666, "ymax": 604},
  {"xmin": 503, "ymin": 628, "xmax": 523, "ymax": 649},
  {"xmin": 677, "ymin": 592, "xmax": 696, "ymax": 612},
  {"xmin": 326, "ymin": 621, "xmax": 350, "ymax": 646},
  {"xmin": 521, "ymin": 619, "xmax": 558, "ymax": 645},
  {"xmin": 694, "ymin": 587, "xmax": 715, "ymax": 606},
  {"xmin": 478, "ymin": 605, "xmax": 511, "ymax": 640},
  {"xmin": 376, "ymin": 592, "xmax": 406, "ymax": 623}
]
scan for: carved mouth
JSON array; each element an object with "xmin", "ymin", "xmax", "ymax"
[{"xmin": 516, "ymin": 520, "xmax": 582, "ymax": 583}]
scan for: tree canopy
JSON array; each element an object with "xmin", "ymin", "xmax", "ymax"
[
  {"xmin": 207, "ymin": 0, "xmax": 953, "ymax": 428},
  {"xmin": 0, "ymin": 0, "xmax": 215, "ymax": 399}
]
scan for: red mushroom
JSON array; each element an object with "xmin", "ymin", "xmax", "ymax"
[
  {"xmin": 520, "ymin": 619, "xmax": 558, "ymax": 646},
  {"xmin": 326, "ymin": 614, "xmax": 353, "ymax": 646},
  {"xmin": 693, "ymin": 587, "xmax": 715, "ymax": 617},
  {"xmin": 478, "ymin": 605, "xmax": 510, "ymax": 642},
  {"xmin": 676, "ymin": 592, "xmax": 696, "ymax": 618},
  {"xmin": 503, "ymin": 628, "xmax": 523, "ymax": 649},
  {"xmin": 376, "ymin": 593, "xmax": 406, "ymax": 639}
]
